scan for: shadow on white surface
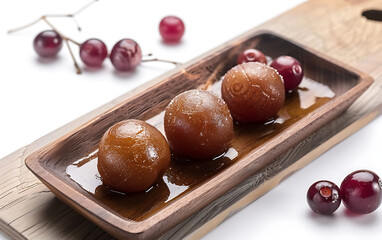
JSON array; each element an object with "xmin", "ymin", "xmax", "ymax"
[
  {"xmin": 111, "ymin": 68, "xmax": 138, "ymax": 79},
  {"xmin": 203, "ymin": 115, "xmax": 382, "ymax": 240},
  {"xmin": 35, "ymin": 55, "xmax": 61, "ymax": 64}
]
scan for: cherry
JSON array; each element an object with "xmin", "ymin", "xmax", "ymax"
[
  {"xmin": 79, "ymin": 38, "xmax": 108, "ymax": 67},
  {"xmin": 110, "ymin": 39, "xmax": 142, "ymax": 71},
  {"xmin": 270, "ymin": 56, "xmax": 303, "ymax": 92},
  {"xmin": 159, "ymin": 16, "xmax": 185, "ymax": 42},
  {"xmin": 237, "ymin": 49, "xmax": 267, "ymax": 65},
  {"xmin": 340, "ymin": 170, "xmax": 382, "ymax": 214},
  {"xmin": 307, "ymin": 180, "xmax": 341, "ymax": 215},
  {"xmin": 33, "ymin": 30, "xmax": 63, "ymax": 57}
]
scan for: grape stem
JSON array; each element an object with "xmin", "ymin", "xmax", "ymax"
[
  {"xmin": 142, "ymin": 58, "xmax": 182, "ymax": 66},
  {"xmin": 7, "ymin": 0, "xmax": 182, "ymax": 73},
  {"xmin": 40, "ymin": 17, "xmax": 80, "ymax": 46},
  {"xmin": 7, "ymin": 0, "xmax": 98, "ymax": 74},
  {"xmin": 7, "ymin": 17, "xmax": 41, "ymax": 34},
  {"xmin": 7, "ymin": 0, "xmax": 98, "ymax": 34},
  {"xmin": 74, "ymin": 0, "xmax": 99, "ymax": 16},
  {"xmin": 64, "ymin": 39, "xmax": 82, "ymax": 74}
]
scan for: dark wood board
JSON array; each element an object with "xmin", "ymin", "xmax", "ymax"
[{"xmin": 1, "ymin": 0, "xmax": 382, "ymax": 239}]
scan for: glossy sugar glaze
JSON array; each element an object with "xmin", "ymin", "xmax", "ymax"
[{"xmin": 67, "ymin": 75, "xmax": 335, "ymax": 221}]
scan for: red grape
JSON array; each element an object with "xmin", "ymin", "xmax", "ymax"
[
  {"xmin": 33, "ymin": 30, "xmax": 62, "ymax": 57},
  {"xmin": 237, "ymin": 49, "xmax": 267, "ymax": 65},
  {"xmin": 79, "ymin": 38, "xmax": 108, "ymax": 67},
  {"xmin": 307, "ymin": 180, "xmax": 341, "ymax": 215},
  {"xmin": 159, "ymin": 16, "xmax": 185, "ymax": 42},
  {"xmin": 341, "ymin": 170, "xmax": 382, "ymax": 214},
  {"xmin": 110, "ymin": 39, "xmax": 142, "ymax": 71},
  {"xmin": 270, "ymin": 56, "xmax": 303, "ymax": 92}
]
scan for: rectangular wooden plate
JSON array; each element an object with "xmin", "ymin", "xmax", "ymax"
[{"xmin": 25, "ymin": 31, "xmax": 372, "ymax": 240}]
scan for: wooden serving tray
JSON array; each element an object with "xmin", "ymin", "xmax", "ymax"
[{"xmin": 25, "ymin": 32, "xmax": 372, "ymax": 239}]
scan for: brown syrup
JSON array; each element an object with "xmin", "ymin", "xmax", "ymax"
[{"xmin": 66, "ymin": 77, "xmax": 334, "ymax": 221}]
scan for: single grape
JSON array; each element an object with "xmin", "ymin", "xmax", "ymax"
[
  {"xmin": 110, "ymin": 39, "xmax": 142, "ymax": 71},
  {"xmin": 237, "ymin": 49, "xmax": 267, "ymax": 65},
  {"xmin": 79, "ymin": 38, "xmax": 108, "ymax": 67},
  {"xmin": 33, "ymin": 30, "xmax": 63, "ymax": 57},
  {"xmin": 270, "ymin": 56, "xmax": 303, "ymax": 92},
  {"xmin": 159, "ymin": 16, "xmax": 185, "ymax": 42},
  {"xmin": 307, "ymin": 180, "xmax": 341, "ymax": 215},
  {"xmin": 341, "ymin": 170, "xmax": 382, "ymax": 214}
]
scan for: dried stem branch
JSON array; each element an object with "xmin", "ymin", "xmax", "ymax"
[
  {"xmin": 7, "ymin": 17, "xmax": 42, "ymax": 34},
  {"xmin": 7, "ymin": 0, "xmax": 98, "ymax": 34},
  {"xmin": 41, "ymin": 17, "xmax": 80, "ymax": 46},
  {"xmin": 142, "ymin": 58, "xmax": 182, "ymax": 66},
  {"xmin": 65, "ymin": 39, "xmax": 82, "ymax": 74},
  {"xmin": 6, "ymin": 0, "xmax": 181, "ymax": 73},
  {"xmin": 7, "ymin": 0, "xmax": 99, "ymax": 73}
]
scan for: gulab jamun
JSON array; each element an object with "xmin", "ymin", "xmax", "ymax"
[
  {"xmin": 221, "ymin": 62, "xmax": 285, "ymax": 123},
  {"xmin": 98, "ymin": 119, "xmax": 171, "ymax": 193},
  {"xmin": 164, "ymin": 90, "xmax": 234, "ymax": 160}
]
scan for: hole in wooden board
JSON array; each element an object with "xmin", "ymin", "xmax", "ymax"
[{"xmin": 362, "ymin": 9, "xmax": 382, "ymax": 22}]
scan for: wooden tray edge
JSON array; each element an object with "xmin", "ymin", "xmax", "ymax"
[{"xmin": 23, "ymin": 30, "xmax": 374, "ymax": 239}]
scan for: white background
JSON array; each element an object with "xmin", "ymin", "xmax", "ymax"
[{"xmin": 0, "ymin": 0, "xmax": 381, "ymax": 239}]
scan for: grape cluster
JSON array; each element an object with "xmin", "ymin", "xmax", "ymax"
[
  {"xmin": 307, "ymin": 170, "xmax": 382, "ymax": 215},
  {"xmin": 8, "ymin": 0, "xmax": 185, "ymax": 75},
  {"xmin": 31, "ymin": 15, "xmax": 184, "ymax": 73}
]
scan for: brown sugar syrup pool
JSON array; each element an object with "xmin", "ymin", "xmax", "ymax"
[{"xmin": 66, "ymin": 76, "xmax": 335, "ymax": 221}]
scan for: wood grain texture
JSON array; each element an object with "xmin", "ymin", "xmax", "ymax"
[
  {"xmin": 1, "ymin": 0, "xmax": 382, "ymax": 239},
  {"xmin": 24, "ymin": 32, "xmax": 371, "ymax": 239}
]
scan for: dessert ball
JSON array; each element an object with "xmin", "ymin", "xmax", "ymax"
[
  {"xmin": 98, "ymin": 119, "xmax": 171, "ymax": 193},
  {"xmin": 221, "ymin": 62, "xmax": 285, "ymax": 123},
  {"xmin": 164, "ymin": 90, "xmax": 234, "ymax": 160}
]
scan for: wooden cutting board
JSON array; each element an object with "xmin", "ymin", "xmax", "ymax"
[{"xmin": 1, "ymin": 0, "xmax": 382, "ymax": 239}]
